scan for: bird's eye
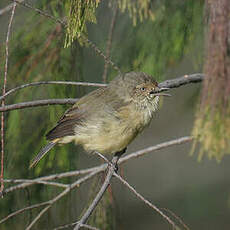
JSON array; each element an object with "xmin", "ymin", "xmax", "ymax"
[{"xmin": 141, "ymin": 87, "xmax": 146, "ymax": 91}]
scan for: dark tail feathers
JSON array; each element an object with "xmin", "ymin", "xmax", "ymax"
[{"xmin": 29, "ymin": 142, "xmax": 57, "ymax": 169}]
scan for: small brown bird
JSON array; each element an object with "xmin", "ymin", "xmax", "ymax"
[{"xmin": 30, "ymin": 72, "xmax": 170, "ymax": 168}]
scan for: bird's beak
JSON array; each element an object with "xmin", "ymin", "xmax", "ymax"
[
  {"xmin": 150, "ymin": 87, "xmax": 171, "ymax": 97},
  {"xmin": 158, "ymin": 87, "xmax": 170, "ymax": 92}
]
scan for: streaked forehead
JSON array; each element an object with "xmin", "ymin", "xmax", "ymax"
[{"xmin": 123, "ymin": 72, "xmax": 158, "ymax": 86}]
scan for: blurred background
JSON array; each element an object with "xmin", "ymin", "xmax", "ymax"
[{"xmin": 1, "ymin": 0, "xmax": 230, "ymax": 229}]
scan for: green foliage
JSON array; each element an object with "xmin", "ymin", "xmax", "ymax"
[
  {"xmin": 5, "ymin": 3, "xmax": 84, "ymax": 178},
  {"xmin": 114, "ymin": 0, "xmax": 204, "ymax": 79},
  {"xmin": 65, "ymin": 0, "xmax": 100, "ymax": 47},
  {"xmin": 118, "ymin": 0, "xmax": 156, "ymax": 25}
]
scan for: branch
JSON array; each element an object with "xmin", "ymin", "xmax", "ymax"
[
  {"xmin": 1, "ymin": 169, "xmax": 101, "ymax": 226},
  {"xmin": 0, "ymin": 98, "xmax": 78, "ymax": 112},
  {"xmin": 0, "ymin": 201, "xmax": 50, "ymax": 224},
  {"xmin": 4, "ymin": 179, "xmax": 68, "ymax": 188},
  {"xmin": 158, "ymin": 73, "xmax": 204, "ymax": 88},
  {"xmin": 54, "ymin": 222, "xmax": 100, "ymax": 230},
  {"xmin": 119, "ymin": 136, "xmax": 193, "ymax": 164},
  {"xmin": 0, "ymin": 81, "xmax": 106, "ymax": 101},
  {"xmin": 1, "ymin": 136, "xmax": 192, "ymax": 197},
  {"xmin": 0, "ymin": 136, "xmax": 192, "ymax": 226},
  {"xmin": 113, "ymin": 173, "xmax": 177, "ymax": 229},
  {"xmin": 0, "ymin": 0, "xmax": 23, "ymax": 16},
  {"xmin": 1, "ymin": 0, "xmax": 16, "ymax": 195},
  {"xmin": 74, "ymin": 156, "xmax": 120, "ymax": 230},
  {"xmin": 161, "ymin": 208, "xmax": 190, "ymax": 230},
  {"xmin": 0, "ymin": 74, "xmax": 204, "ymax": 112}
]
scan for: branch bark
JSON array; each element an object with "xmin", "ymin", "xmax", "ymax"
[
  {"xmin": 0, "ymin": 98, "xmax": 78, "ymax": 112},
  {"xmin": 0, "ymin": 81, "xmax": 105, "ymax": 101},
  {"xmin": 0, "ymin": 136, "xmax": 192, "ymax": 227},
  {"xmin": 1, "ymin": 0, "xmax": 16, "ymax": 195},
  {"xmin": 74, "ymin": 156, "xmax": 119, "ymax": 230},
  {"xmin": 113, "ymin": 173, "xmax": 177, "ymax": 229},
  {"xmin": 0, "ymin": 74, "xmax": 204, "ymax": 112},
  {"xmin": 1, "ymin": 136, "xmax": 192, "ymax": 197}
]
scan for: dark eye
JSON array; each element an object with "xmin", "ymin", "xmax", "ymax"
[{"xmin": 141, "ymin": 87, "xmax": 146, "ymax": 91}]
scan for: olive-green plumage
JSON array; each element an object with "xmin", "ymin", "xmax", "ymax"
[{"xmin": 30, "ymin": 72, "xmax": 169, "ymax": 168}]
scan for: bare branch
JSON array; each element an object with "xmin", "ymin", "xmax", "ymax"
[
  {"xmin": 54, "ymin": 222, "xmax": 100, "ymax": 230},
  {"xmin": 1, "ymin": 166, "xmax": 105, "ymax": 197},
  {"xmin": 4, "ymin": 179, "xmax": 68, "ymax": 188},
  {"xmin": 1, "ymin": 136, "xmax": 192, "ymax": 197},
  {"xmin": 119, "ymin": 136, "xmax": 193, "ymax": 164},
  {"xmin": 158, "ymin": 73, "xmax": 204, "ymax": 88},
  {"xmin": 0, "ymin": 136, "xmax": 192, "ymax": 226},
  {"xmin": 161, "ymin": 207, "xmax": 190, "ymax": 230},
  {"xmin": 0, "ymin": 201, "xmax": 50, "ymax": 224},
  {"xmin": 0, "ymin": 81, "xmax": 106, "ymax": 101},
  {"xmin": 10, "ymin": 0, "xmax": 65, "ymax": 25},
  {"xmin": 0, "ymin": 0, "xmax": 23, "ymax": 16},
  {"xmin": 25, "ymin": 205, "xmax": 51, "ymax": 230},
  {"xmin": 0, "ymin": 98, "xmax": 78, "ymax": 112},
  {"xmin": 113, "ymin": 173, "xmax": 177, "ymax": 229},
  {"xmin": 1, "ymin": 0, "xmax": 16, "ymax": 195},
  {"xmin": 74, "ymin": 156, "xmax": 120, "ymax": 230},
  {"xmin": 102, "ymin": 4, "xmax": 118, "ymax": 82},
  {"xmin": 0, "ymin": 74, "xmax": 204, "ymax": 112},
  {"xmin": 1, "ymin": 170, "xmax": 101, "ymax": 226}
]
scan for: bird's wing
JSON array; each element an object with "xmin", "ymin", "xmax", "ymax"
[{"xmin": 46, "ymin": 87, "xmax": 108, "ymax": 141}]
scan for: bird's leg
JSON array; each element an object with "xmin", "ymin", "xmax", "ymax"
[
  {"xmin": 95, "ymin": 148, "xmax": 126, "ymax": 172},
  {"xmin": 113, "ymin": 148, "xmax": 127, "ymax": 172}
]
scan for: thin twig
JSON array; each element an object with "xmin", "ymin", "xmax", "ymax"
[
  {"xmin": 0, "ymin": 74, "xmax": 204, "ymax": 112},
  {"xmin": 10, "ymin": 0, "xmax": 66, "ymax": 25},
  {"xmin": 0, "ymin": 0, "xmax": 23, "ymax": 16},
  {"xmin": 10, "ymin": 0, "xmax": 121, "ymax": 74},
  {"xmin": 114, "ymin": 173, "xmax": 177, "ymax": 229},
  {"xmin": 74, "ymin": 156, "xmax": 119, "ymax": 230},
  {"xmin": 54, "ymin": 222, "xmax": 100, "ymax": 230},
  {"xmin": 25, "ymin": 205, "xmax": 51, "ymax": 230},
  {"xmin": 161, "ymin": 207, "xmax": 190, "ymax": 230},
  {"xmin": 0, "ymin": 98, "xmax": 78, "ymax": 112},
  {"xmin": 3, "ymin": 179, "xmax": 68, "ymax": 188},
  {"xmin": 102, "ymin": 4, "xmax": 118, "ymax": 82},
  {"xmin": 119, "ymin": 136, "xmax": 193, "ymax": 164},
  {"xmin": 25, "ymin": 170, "xmax": 102, "ymax": 230},
  {"xmin": 82, "ymin": 35, "xmax": 121, "ymax": 75},
  {"xmin": 1, "ymin": 165, "xmax": 106, "ymax": 197},
  {"xmin": 1, "ymin": 0, "xmax": 16, "ymax": 195},
  {"xmin": 0, "ymin": 201, "xmax": 50, "ymax": 224},
  {"xmin": 1, "ymin": 169, "xmax": 101, "ymax": 226},
  {"xmin": 0, "ymin": 136, "xmax": 193, "ymax": 226},
  {"xmin": 1, "ymin": 136, "xmax": 192, "ymax": 197},
  {"xmin": 0, "ymin": 81, "xmax": 106, "ymax": 101}
]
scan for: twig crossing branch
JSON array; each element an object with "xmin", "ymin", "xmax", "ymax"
[{"xmin": 74, "ymin": 155, "xmax": 120, "ymax": 230}]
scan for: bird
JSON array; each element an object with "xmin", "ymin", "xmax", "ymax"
[{"xmin": 29, "ymin": 72, "xmax": 170, "ymax": 168}]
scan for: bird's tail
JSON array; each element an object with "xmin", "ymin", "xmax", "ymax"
[{"xmin": 29, "ymin": 141, "xmax": 57, "ymax": 169}]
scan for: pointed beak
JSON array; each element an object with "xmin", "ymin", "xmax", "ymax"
[
  {"xmin": 150, "ymin": 87, "xmax": 171, "ymax": 97},
  {"xmin": 158, "ymin": 87, "xmax": 170, "ymax": 92}
]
